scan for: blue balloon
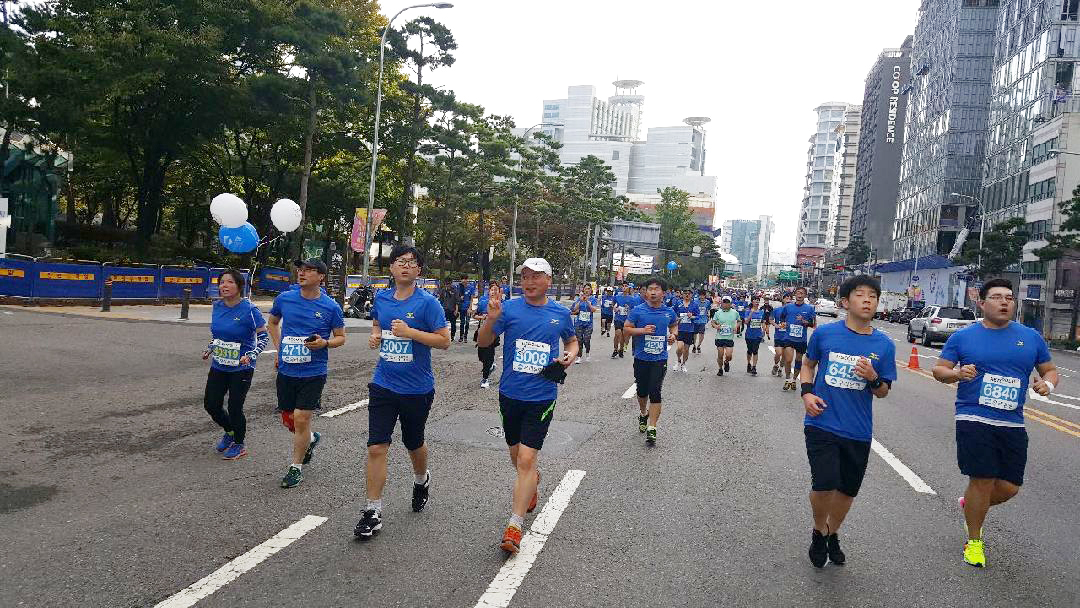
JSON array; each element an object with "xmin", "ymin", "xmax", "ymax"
[
  {"xmin": 666, "ymin": 260, "xmax": 678, "ymax": 271},
  {"xmin": 219, "ymin": 222, "xmax": 260, "ymax": 253}
]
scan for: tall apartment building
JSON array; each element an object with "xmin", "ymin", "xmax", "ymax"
[
  {"xmin": 720, "ymin": 216, "xmax": 774, "ymax": 278},
  {"xmin": 797, "ymin": 103, "xmax": 850, "ymax": 263},
  {"xmin": 893, "ymin": 0, "xmax": 997, "ymax": 259},
  {"xmin": 828, "ymin": 106, "xmax": 861, "ymax": 250},
  {"xmin": 851, "ymin": 37, "xmax": 912, "ymax": 261},
  {"xmin": 983, "ymin": 0, "xmax": 1080, "ymax": 338}
]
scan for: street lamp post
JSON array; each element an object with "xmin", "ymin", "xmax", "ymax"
[
  {"xmin": 949, "ymin": 192, "xmax": 987, "ymax": 273},
  {"xmin": 361, "ymin": 2, "xmax": 453, "ymax": 284},
  {"xmin": 509, "ymin": 122, "xmax": 562, "ymax": 295}
]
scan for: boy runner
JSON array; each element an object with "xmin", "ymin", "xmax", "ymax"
[
  {"xmin": 268, "ymin": 259, "xmax": 346, "ymax": 488},
  {"xmin": 477, "ymin": 258, "xmax": 578, "ymax": 555},
  {"xmin": 673, "ymin": 289, "xmax": 699, "ymax": 372},
  {"xmin": 570, "ymin": 286, "xmax": 598, "ymax": 363},
  {"xmin": 693, "ymin": 289, "xmax": 710, "ymax": 354},
  {"xmin": 800, "ymin": 276, "xmax": 896, "ymax": 567},
  {"xmin": 612, "ymin": 284, "xmax": 633, "ymax": 359},
  {"xmin": 743, "ymin": 297, "xmax": 766, "ymax": 375},
  {"xmin": 772, "ymin": 293, "xmax": 792, "ymax": 376},
  {"xmin": 623, "ymin": 277, "xmax": 679, "ymax": 444},
  {"xmin": 600, "ymin": 286, "xmax": 615, "ymax": 337},
  {"xmin": 355, "ymin": 246, "xmax": 451, "ymax": 540},
  {"xmin": 780, "ymin": 287, "xmax": 816, "ymax": 391},
  {"xmin": 932, "ymin": 279, "xmax": 1059, "ymax": 568},
  {"xmin": 710, "ymin": 296, "xmax": 740, "ymax": 376}
]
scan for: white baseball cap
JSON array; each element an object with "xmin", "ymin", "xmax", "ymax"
[
  {"xmin": 721, "ymin": 296, "xmax": 732, "ymax": 303},
  {"xmin": 516, "ymin": 258, "xmax": 552, "ymax": 275}
]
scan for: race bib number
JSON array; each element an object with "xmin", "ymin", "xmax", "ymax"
[
  {"xmin": 679, "ymin": 312, "xmax": 691, "ymax": 323},
  {"xmin": 513, "ymin": 339, "xmax": 550, "ymax": 374},
  {"xmin": 824, "ymin": 352, "xmax": 867, "ymax": 390},
  {"xmin": 211, "ymin": 339, "xmax": 241, "ymax": 367},
  {"xmin": 718, "ymin": 324, "xmax": 733, "ymax": 338},
  {"xmin": 603, "ymin": 300, "xmax": 613, "ymax": 309},
  {"xmin": 281, "ymin": 336, "xmax": 312, "ymax": 364},
  {"xmin": 644, "ymin": 334, "xmax": 665, "ymax": 355},
  {"xmin": 379, "ymin": 329, "xmax": 414, "ymax": 363},
  {"xmin": 617, "ymin": 306, "xmax": 628, "ymax": 316},
  {"xmin": 979, "ymin": 374, "xmax": 1021, "ymax": 410},
  {"xmin": 788, "ymin": 324, "xmax": 804, "ymax": 339},
  {"xmin": 578, "ymin": 311, "xmax": 591, "ymax": 322},
  {"xmin": 749, "ymin": 318, "xmax": 762, "ymax": 329}
]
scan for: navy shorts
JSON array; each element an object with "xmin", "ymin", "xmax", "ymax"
[
  {"xmin": 786, "ymin": 340, "xmax": 807, "ymax": 356},
  {"xmin": 633, "ymin": 358, "xmax": 667, "ymax": 403},
  {"xmin": 774, "ymin": 338, "xmax": 790, "ymax": 349},
  {"xmin": 276, "ymin": 374, "xmax": 327, "ymax": 411},
  {"xmin": 499, "ymin": 393, "xmax": 557, "ymax": 450},
  {"xmin": 677, "ymin": 331, "xmax": 695, "ymax": 345},
  {"xmin": 614, "ymin": 320, "xmax": 626, "ymax": 330},
  {"xmin": 694, "ymin": 323, "xmax": 707, "ymax": 335},
  {"xmin": 367, "ymin": 382, "xmax": 434, "ymax": 451},
  {"xmin": 745, "ymin": 338, "xmax": 762, "ymax": 355},
  {"xmin": 714, "ymin": 339, "xmax": 734, "ymax": 348},
  {"xmin": 956, "ymin": 420, "xmax": 1028, "ymax": 486},
  {"xmin": 601, "ymin": 314, "xmax": 613, "ymax": 322},
  {"xmin": 804, "ymin": 425, "xmax": 871, "ymax": 497}
]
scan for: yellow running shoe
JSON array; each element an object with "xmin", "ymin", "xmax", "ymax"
[{"xmin": 963, "ymin": 539, "xmax": 986, "ymax": 568}]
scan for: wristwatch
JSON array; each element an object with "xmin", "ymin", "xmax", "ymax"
[{"xmin": 868, "ymin": 377, "xmax": 883, "ymax": 389}]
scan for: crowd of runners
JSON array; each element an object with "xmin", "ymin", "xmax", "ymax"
[{"xmin": 197, "ymin": 247, "xmax": 1061, "ymax": 569}]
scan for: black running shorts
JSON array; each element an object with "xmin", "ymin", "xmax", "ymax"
[
  {"xmin": 633, "ymin": 358, "xmax": 667, "ymax": 404},
  {"xmin": 804, "ymin": 425, "xmax": 871, "ymax": 497},
  {"xmin": 956, "ymin": 420, "xmax": 1028, "ymax": 486},
  {"xmin": 714, "ymin": 339, "xmax": 734, "ymax": 348},
  {"xmin": 614, "ymin": 320, "xmax": 625, "ymax": 330},
  {"xmin": 499, "ymin": 393, "xmax": 556, "ymax": 450},
  {"xmin": 677, "ymin": 331, "xmax": 695, "ymax": 345},
  {"xmin": 745, "ymin": 338, "xmax": 762, "ymax": 356},
  {"xmin": 367, "ymin": 382, "xmax": 435, "ymax": 451},
  {"xmin": 276, "ymin": 373, "xmax": 327, "ymax": 411}
]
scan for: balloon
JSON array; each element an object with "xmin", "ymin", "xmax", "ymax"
[
  {"xmin": 210, "ymin": 193, "xmax": 247, "ymax": 228},
  {"xmin": 218, "ymin": 222, "xmax": 260, "ymax": 253},
  {"xmin": 270, "ymin": 198, "xmax": 302, "ymax": 232},
  {"xmin": 666, "ymin": 260, "xmax": 678, "ymax": 271}
]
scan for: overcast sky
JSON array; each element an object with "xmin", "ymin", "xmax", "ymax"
[{"xmin": 390, "ymin": 0, "xmax": 923, "ymax": 255}]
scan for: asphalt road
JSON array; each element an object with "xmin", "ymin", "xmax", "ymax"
[{"xmin": 1, "ymin": 307, "xmax": 1078, "ymax": 607}]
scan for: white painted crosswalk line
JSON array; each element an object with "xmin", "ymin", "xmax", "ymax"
[
  {"xmin": 154, "ymin": 515, "xmax": 327, "ymax": 608},
  {"xmin": 320, "ymin": 398, "xmax": 369, "ymax": 418},
  {"xmin": 621, "ymin": 384, "xmax": 637, "ymax": 399},
  {"xmin": 870, "ymin": 439, "xmax": 935, "ymax": 495},
  {"xmin": 474, "ymin": 470, "xmax": 586, "ymax": 608}
]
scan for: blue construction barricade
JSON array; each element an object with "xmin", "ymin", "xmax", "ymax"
[
  {"xmin": 208, "ymin": 267, "xmax": 252, "ymax": 298},
  {"xmin": 160, "ymin": 266, "xmax": 209, "ymax": 299},
  {"xmin": 102, "ymin": 263, "xmax": 161, "ymax": 299},
  {"xmin": 0, "ymin": 255, "xmax": 36, "ymax": 297},
  {"xmin": 257, "ymin": 267, "xmax": 291, "ymax": 293},
  {"xmin": 33, "ymin": 260, "xmax": 102, "ymax": 299},
  {"xmin": 345, "ymin": 274, "xmax": 363, "ymax": 299}
]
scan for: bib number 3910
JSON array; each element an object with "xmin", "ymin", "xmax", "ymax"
[
  {"xmin": 513, "ymin": 339, "xmax": 550, "ymax": 374},
  {"xmin": 281, "ymin": 336, "xmax": 313, "ymax": 364},
  {"xmin": 979, "ymin": 374, "xmax": 1021, "ymax": 410}
]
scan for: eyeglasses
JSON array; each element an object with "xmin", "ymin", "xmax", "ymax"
[
  {"xmin": 392, "ymin": 258, "xmax": 419, "ymax": 268},
  {"xmin": 984, "ymin": 294, "xmax": 1015, "ymax": 302}
]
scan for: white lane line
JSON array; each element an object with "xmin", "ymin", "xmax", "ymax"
[
  {"xmin": 474, "ymin": 470, "xmax": 586, "ymax": 608},
  {"xmin": 262, "ymin": 349, "xmax": 277, "ymax": 354},
  {"xmin": 2, "ymin": 311, "xmax": 13, "ymax": 315},
  {"xmin": 870, "ymin": 439, "xmax": 936, "ymax": 495},
  {"xmin": 622, "ymin": 384, "xmax": 637, "ymax": 399},
  {"xmin": 320, "ymin": 398, "xmax": 369, "ymax": 418},
  {"xmin": 1028, "ymin": 390, "xmax": 1080, "ymax": 410},
  {"xmin": 154, "ymin": 514, "xmax": 327, "ymax": 608},
  {"xmin": 1056, "ymin": 366, "xmax": 1078, "ymax": 374}
]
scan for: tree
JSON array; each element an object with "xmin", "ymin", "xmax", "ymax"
[
  {"xmin": 955, "ymin": 217, "xmax": 1028, "ymax": 279},
  {"xmin": 650, "ymin": 187, "xmax": 717, "ymax": 285},
  {"xmin": 843, "ymin": 234, "xmax": 871, "ymax": 266},
  {"xmin": 1036, "ymin": 184, "xmax": 1080, "ymax": 341}
]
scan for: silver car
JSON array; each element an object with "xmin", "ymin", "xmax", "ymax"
[{"xmin": 907, "ymin": 305, "xmax": 977, "ymax": 346}]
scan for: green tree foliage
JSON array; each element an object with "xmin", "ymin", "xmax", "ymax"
[
  {"xmin": 954, "ymin": 217, "xmax": 1028, "ymax": 279},
  {"xmin": 1035, "ymin": 184, "xmax": 1080, "ymax": 341},
  {"xmin": 650, "ymin": 187, "xmax": 718, "ymax": 285},
  {"xmin": 843, "ymin": 234, "xmax": 871, "ymax": 266}
]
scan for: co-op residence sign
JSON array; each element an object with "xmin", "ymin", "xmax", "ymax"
[{"xmin": 887, "ymin": 66, "xmax": 902, "ymax": 144}]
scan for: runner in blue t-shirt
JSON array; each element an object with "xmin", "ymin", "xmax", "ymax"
[
  {"xmin": 800, "ymin": 276, "xmax": 897, "ymax": 568},
  {"xmin": 268, "ymin": 259, "xmax": 346, "ymax": 489},
  {"xmin": 599, "ymin": 286, "xmax": 616, "ymax": 337},
  {"xmin": 202, "ymin": 269, "xmax": 268, "ymax": 461},
  {"xmin": 477, "ymin": 258, "xmax": 578, "ymax": 556},
  {"xmin": 932, "ymin": 278, "xmax": 1059, "ymax": 568},
  {"xmin": 474, "ymin": 281, "xmax": 503, "ymax": 388},
  {"xmin": 456, "ymin": 276, "xmax": 476, "ymax": 343},
  {"xmin": 771, "ymin": 293, "xmax": 793, "ymax": 376},
  {"xmin": 356, "ymin": 246, "xmax": 451, "ymax": 540},
  {"xmin": 693, "ymin": 290, "xmax": 710, "ymax": 354},
  {"xmin": 672, "ymin": 290, "xmax": 700, "ymax": 373},
  {"xmin": 570, "ymin": 286, "xmax": 598, "ymax": 363},
  {"xmin": 742, "ymin": 297, "xmax": 768, "ymax": 375},
  {"xmin": 624, "ymin": 277, "xmax": 679, "ymax": 445},
  {"xmin": 780, "ymin": 286, "xmax": 817, "ymax": 392},
  {"xmin": 611, "ymin": 284, "xmax": 633, "ymax": 359}
]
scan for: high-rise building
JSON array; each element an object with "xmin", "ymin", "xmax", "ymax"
[
  {"xmin": 720, "ymin": 216, "xmax": 774, "ymax": 278},
  {"xmin": 851, "ymin": 37, "xmax": 912, "ymax": 261},
  {"xmin": 983, "ymin": 0, "xmax": 1080, "ymax": 338},
  {"xmin": 627, "ymin": 117, "xmax": 717, "ymax": 233},
  {"xmin": 828, "ymin": 105, "xmax": 861, "ymax": 250},
  {"xmin": 797, "ymin": 102, "xmax": 850, "ymax": 264},
  {"xmin": 893, "ymin": 0, "xmax": 997, "ymax": 260}
]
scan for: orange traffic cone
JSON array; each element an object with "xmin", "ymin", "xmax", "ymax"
[{"xmin": 908, "ymin": 347, "xmax": 920, "ymax": 370}]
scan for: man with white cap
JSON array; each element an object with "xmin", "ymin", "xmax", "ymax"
[{"xmin": 477, "ymin": 257, "xmax": 579, "ymax": 555}]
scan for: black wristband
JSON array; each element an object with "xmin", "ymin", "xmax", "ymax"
[
  {"xmin": 869, "ymin": 377, "xmax": 883, "ymax": 389},
  {"xmin": 801, "ymin": 382, "xmax": 814, "ymax": 396}
]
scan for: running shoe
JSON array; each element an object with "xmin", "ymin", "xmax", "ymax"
[
  {"xmin": 527, "ymin": 470, "xmax": 540, "ymax": 513},
  {"xmin": 747, "ymin": 363, "xmax": 753, "ymax": 373},
  {"xmin": 618, "ymin": 350, "xmax": 625, "ymax": 358},
  {"xmin": 771, "ymin": 365, "xmax": 780, "ymax": 376},
  {"xmin": 481, "ymin": 379, "xmax": 490, "ymax": 389},
  {"xmin": 500, "ymin": 525, "xmax": 523, "ymax": 554},
  {"xmin": 808, "ymin": 529, "xmax": 828, "ymax": 568},
  {"xmin": 611, "ymin": 351, "xmax": 618, "ymax": 359},
  {"xmin": 646, "ymin": 427, "xmax": 657, "ymax": 445},
  {"xmin": 638, "ymin": 415, "xmax": 648, "ymax": 433},
  {"xmin": 354, "ymin": 509, "xmax": 382, "ymax": 540},
  {"xmin": 302, "ymin": 431, "xmax": 321, "ymax": 465},
  {"xmin": 215, "ymin": 433, "xmax": 234, "ymax": 453},
  {"xmin": 716, "ymin": 369, "xmax": 723, "ymax": 376},
  {"xmin": 575, "ymin": 357, "xmax": 582, "ymax": 365},
  {"xmin": 963, "ymin": 538, "xmax": 986, "ymax": 567},
  {"xmin": 412, "ymin": 474, "xmax": 430, "ymax": 512},
  {"xmin": 751, "ymin": 366, "xmax": 758, "ymax": 376},
  {"xmin": 222, "ymin": 443, "xmax": 247, "ymax": 460},
  {"xmin": 826, "ymin": 533, "xmax": 845, "ymax": 565},
  {"xmin": 280, "ymin": 465, "xmax": 303, "ymax": 489},
  {"xmin": 585, "ymin": 354, "xmax": 591, "ymax": 362}
]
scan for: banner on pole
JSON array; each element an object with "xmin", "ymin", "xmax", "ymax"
[{"xmin": 350, "ymin": 208, "xmax": 388, "ymax": 253}]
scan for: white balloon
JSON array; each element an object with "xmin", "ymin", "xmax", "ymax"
[
  {"xmin": 270, "ymin": 198, "xmax": 302, "ymax": 232},
  {"xmin": 211, "ymin": 193, "xmax": 247, "ymax": 228}
]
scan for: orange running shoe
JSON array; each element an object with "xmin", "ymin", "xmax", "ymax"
[
  {"xmin": 500, "ymin": 525, "xmax": 523, "ymax": 554},
  {"xmin": 527, "ymin": 470, "xmax": 541, "ymax": 513}
]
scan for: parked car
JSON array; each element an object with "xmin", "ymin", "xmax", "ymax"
[
  {"xmin": 815, "ymin": 298, "xmax": 839, "ymax": 317},
  {"xmin": 907, "ymin": 305, "xmax": 977, "ymax": 346}
]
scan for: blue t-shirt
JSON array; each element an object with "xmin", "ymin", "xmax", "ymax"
[
  {"xmin": 270, "ymin": 289, "xmax": 345, "ymax": 378},
  {"xmin": 773, "ymin": 306, "xmax": 788, "ymax": 341},
  {"xmin": 804, "ymin": 321, "xmax": 898, "ymax": 442},
  {"xmin": 600, "ymin": 295, "xmax": 616, "ymax": 317},
  {"xmin": 628, "ymin": 303, "xmax": 678, "ymax": 361},
  {"xmin": 780, "ymin": 302, "xmax": 816, "ymax": 343},
  {"xmin": 613, "ymin": 295, "xmax": 633, "ymax": 321},
  {"xmin": 940, "ymin": 321, "xmax": 1052, "ymax": 428},
  {"xmin": 744, "ymin": 309, "xmax": 766, "ymax": 340},
  {"xmin": 695, "ymin": 298, "xmax": 710, "ymax": 325},
  {"xmin": 371, "ymin": 287, "xmax": 449, "ymax": 395},
  {"xmin": 476, "ymin": 295, "xmax": 491, "ymax": 315},
  {"xmin": 734, "ymin": 300, "xmax": 747, "ymax": 316},
  {"xmin": 458, "ymin": 283, "xmax": 476, "ymax": 313},
  {"xmin": 571, "ymin": 297, "xmax": 597, "ymax": 328},
  {"xmin": 674, "ymin": 300, "xmax": 700, "ymax": 332},
  {"xmin": 492, "ymin": 298, "xmax": 576, "ymax": 402},
  {"xmin": 209, "ymin": 299, "xmax": 266, "ymax": 372}
]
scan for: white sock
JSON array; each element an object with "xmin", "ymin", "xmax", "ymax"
[
  {"xmin": 415, "ymin": 470, "xmax": 430, "ymax": 486},
  {"xmin": 509, "ymin": 513, "xmax": 524, "ymax": 529},
  {"xmin": 291, "ymin": 463, "xmax": 302, "ymax": 471},
  {"xmin": 310, "ymin": 432, "xmax": 316, "ymax": 443},
  {"xmin": 646, "ymin": 425, "xmax": 656, "ymax": 432},
  {"xmin": 366, "ymin": 498, "xmax": 382, "ymax": 513}
]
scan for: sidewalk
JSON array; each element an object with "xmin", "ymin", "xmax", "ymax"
[{"xmin": 0, "ymin": 301, "xmax": 373, "ymax": 329}]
